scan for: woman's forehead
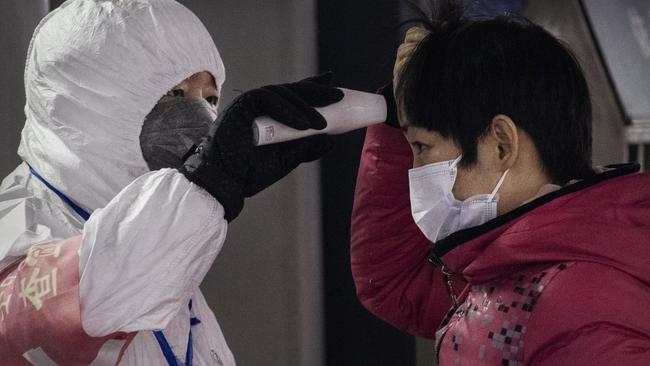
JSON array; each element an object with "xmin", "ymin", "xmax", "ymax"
[{"xmin": 404, "ymin": 125, "xmax": 441, "ymax": 140}]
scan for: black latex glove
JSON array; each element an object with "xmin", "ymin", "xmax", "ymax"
[
  {"xmin": 181, "ymin": 73, "xmax": 343, "ymax": 222},
  {"xmin": 377, "ymin": 82, "xmax": 399, "ymax": 129}
]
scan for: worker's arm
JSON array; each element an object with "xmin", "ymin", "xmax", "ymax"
[{"xmin": 78, "ymin": 168, "xmax": 226, "ymax": 336}]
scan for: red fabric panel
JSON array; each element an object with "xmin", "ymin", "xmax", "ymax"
[{"xmin": 0, "ymin": 236, "xmax": 135, "ymax": 365}]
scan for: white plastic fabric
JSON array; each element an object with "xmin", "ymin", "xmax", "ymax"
[
  {"xmin": 0, "ymin": 0, "xmax": 235, "ymax": 364},
  {"xmin": 19, "ymin": 0, "xmax": 224, "ymax": 214},
  {"xmin": 80, "ymin": 168, "xmax": 234, "ymax": 365}
]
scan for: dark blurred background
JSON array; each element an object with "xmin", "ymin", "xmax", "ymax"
[{"xmin": 1, "ymin": 1, "xmax": 649, "ymax": 365}]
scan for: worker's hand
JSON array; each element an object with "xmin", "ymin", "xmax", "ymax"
[{"xmin": 180, "ymin": 73, "xmax": 343, "ymax": 222}]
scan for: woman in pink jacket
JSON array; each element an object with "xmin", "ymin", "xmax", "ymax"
[{"xmin": 351, "ymin": 1, "xmax": 650, "ymax": 364}]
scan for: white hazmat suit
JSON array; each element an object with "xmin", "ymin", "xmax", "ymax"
[{"xmin": 0, "ymin": 0, "xmax": 236, "ymax": 364}]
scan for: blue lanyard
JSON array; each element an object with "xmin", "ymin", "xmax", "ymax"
[
  {"xmin": 29, "ymin": 165, "xmax": 91, "ymax": 220},
  {"xmin": 29, "ymin": 165, "xmax": 199, "ymax": 366},
  {"xmin": 154, "ymin": 300, "xmax": 201, "ymax": 366}
]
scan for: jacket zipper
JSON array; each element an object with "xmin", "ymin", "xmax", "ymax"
[
  {"xmin": 442, "ymin": 266, "xmax": 459, "ymax": 308},
  {"xmin": 429, "ymin": 253, "xmax": 462, "ymax": 363},
  {"xmin": 428, "ymin": 253, "xmax": 459, "ymax": 307}
]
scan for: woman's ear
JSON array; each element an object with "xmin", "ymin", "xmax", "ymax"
[{"xmin": 489, "ymin": 114, "xmax": 519, "ymax": 170}]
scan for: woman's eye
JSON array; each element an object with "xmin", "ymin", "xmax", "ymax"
[
  {"xmin": 411, "ymin": 142, "xmax": 432, "ymax": 155},
  {"xmin": 166, "ymin": 89, "xmax": 184, "ymax": 97},
  {"xmin": 206, "ymin": 96, "xmax": 218, "ymax": 106}
]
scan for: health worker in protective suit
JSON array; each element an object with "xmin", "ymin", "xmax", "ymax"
[{"xmin": 0, "ymin": 0, "xmax": 340, "ymax": 364}]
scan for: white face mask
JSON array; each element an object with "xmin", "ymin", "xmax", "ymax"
[{"xmin": 408, "ymin": 155, "xmax": 509, "ymax": 243}]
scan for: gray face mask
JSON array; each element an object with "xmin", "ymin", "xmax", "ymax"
[{"xmin": 140, "ymin": 96, "xmax": 218, "ymax": 171}]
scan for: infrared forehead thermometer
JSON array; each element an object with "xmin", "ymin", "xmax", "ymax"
[{"xmin": 252, "ymin": 88, "xmax": 387, "ymax": 146}]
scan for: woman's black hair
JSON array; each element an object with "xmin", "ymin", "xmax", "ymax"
[{"xmin": 396, "ymin": 0, "xmax": 594, "ymax": 184}]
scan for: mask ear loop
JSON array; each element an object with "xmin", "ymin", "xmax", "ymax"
[
  {"xmin": 450, "ymin": 155, "xmax": 463, "ymax": 168},
  {"xmin": 447, "ymin": 155, "xmax": 463, "ymax": 182},
  {"xmin": 488, "ymin": 169, "xmax": 509, "ymax": 201}
]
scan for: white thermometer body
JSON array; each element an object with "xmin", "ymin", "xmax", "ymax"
[{"xmin": 252, "ymin": 88, "xmax": 387, "ymax": 146}]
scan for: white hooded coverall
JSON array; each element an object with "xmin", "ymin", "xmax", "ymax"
[{"xmin": 0, "ymin": 0, "xmax": 235, "ymax": 364}]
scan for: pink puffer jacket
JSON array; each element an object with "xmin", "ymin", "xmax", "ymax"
[{"xmin": 351, "ymin": 124, "xmax": 650, "ymax": 365}]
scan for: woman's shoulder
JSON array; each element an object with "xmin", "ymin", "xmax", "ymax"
[{"xmin": 523, "ymin": 261, "xmax": 650, "ymax": 362}]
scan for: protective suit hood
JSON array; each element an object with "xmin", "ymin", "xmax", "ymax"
[{"xmin": 18, "ymin": 0, "xmax": 225, "ymax": 213}]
